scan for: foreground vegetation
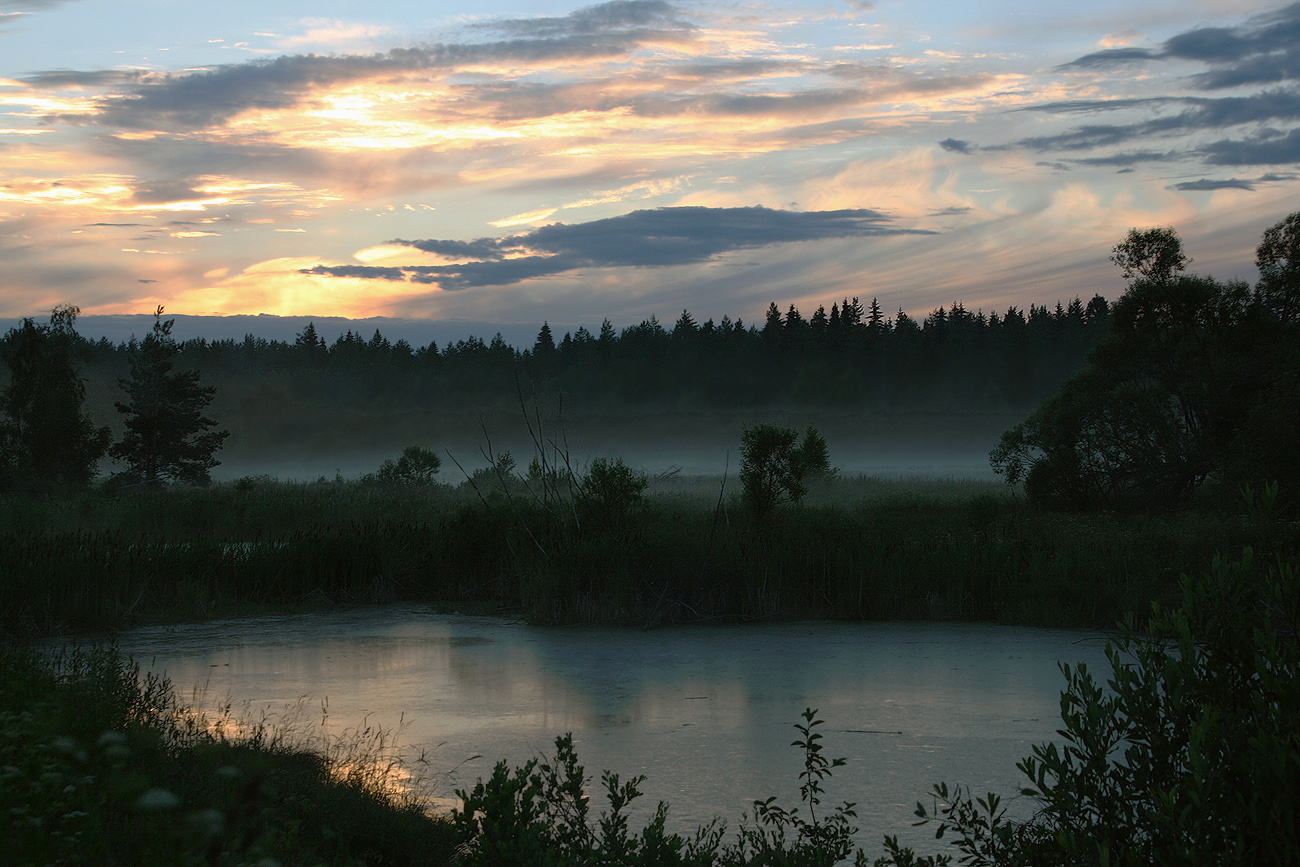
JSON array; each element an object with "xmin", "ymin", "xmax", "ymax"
[
  {"xmin": 3, "ymin": 470, "xmax": 1292, "ymax": 637},
  {"xmin": 6, "ymin": 547, "xmax": 1296, "ymax": 865}
]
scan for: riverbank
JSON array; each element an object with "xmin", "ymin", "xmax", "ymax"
[
  {"xmin": 2, "ymin": 474, "xmax": 1291, "ymax": 637},
  {"xmin": 0, "ymin": 642, "xmax": 460, "ymax": 866}
]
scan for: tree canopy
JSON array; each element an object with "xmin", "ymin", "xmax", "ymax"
[{"xmin": 992, "ymin": 212, "xmax": 1300, "ymax": 509}]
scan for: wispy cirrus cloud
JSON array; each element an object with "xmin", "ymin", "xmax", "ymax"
[{"xmin": 953, "ymin": 2, "xmax": 1300, "ymax": 180}]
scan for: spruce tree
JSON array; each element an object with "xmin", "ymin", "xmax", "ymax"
[
  {"xmin": 111, "ymin": 308, "xmax": 228, "ymax": 487},
  {"xmin": 0, "ymin": 305, "xmax": 110, "ymax": 488}
]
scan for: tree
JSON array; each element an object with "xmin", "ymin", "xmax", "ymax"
[
  {"xmin": 992, "ymin": 225, "xmax": 1270, "ymax": 509},
  {"xmin": 377, "ymin": 445, "xmax": 442, "ymax": 485},
  {"xmin": 1109, "ymin": 226, "xmax": 1189, "ymax": 286},
  {"xmin": 575, "ymin": 457, "xmax": 649, "ymax": 538},
  {"xmin": 0, "ymin": 305, "xmax": 110, "ymax": 488},
  {"xmin": 739, "ymin": 424, "xmax": 832, "ymax": 519},
  {"xmin": 1255, "ymin": 210, "xmax": 1300, "ymax": 323},
  {"xmin": 111, "ymin": 308, "xmax": 228, "ymax": 487},
  {"xmin": 533, "ymin": 322, "xmax": 556, "ymax": 355}
]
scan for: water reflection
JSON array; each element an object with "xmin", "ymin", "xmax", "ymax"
[{"xmin": 111, "ymin": 608, "xmax": 1111, "ymax": 855}]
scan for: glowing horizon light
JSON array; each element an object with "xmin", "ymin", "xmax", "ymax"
[{"xmin": 0, "ymin": 0, "xmax": 1291, "ymax": 323}]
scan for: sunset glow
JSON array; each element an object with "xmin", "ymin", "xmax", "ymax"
[{"xmin": 2, "ymin": 0, "xmax": 1297, "ymax": 330}]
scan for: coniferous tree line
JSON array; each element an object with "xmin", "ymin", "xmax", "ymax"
[{"xmin": 44, "ymin": 293, "xmax": 1115, "ymax": 415}]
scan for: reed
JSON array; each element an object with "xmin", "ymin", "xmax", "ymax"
[{"xmin": 2, "ymin": 474, "xmax": 1290, "ymax": 636}]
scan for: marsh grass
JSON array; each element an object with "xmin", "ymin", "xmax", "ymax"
[
  {"xmin": 0, "ymin": 642, "xmax": 459, "ymax": 867},
  {"xmin": 1, "ymin": 473, "xmax": 1290, "ymax": 636}
]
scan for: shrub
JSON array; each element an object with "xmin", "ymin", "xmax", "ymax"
[
  {"xmin": 740, "ymin": 424, "xmax": 833, "ymax": 519},
  {"xmin": 886, "ymin": 548, "xmax": 1300, "ymax": 866},
  {"xmin": 575, "ymin": 457, "xmax": 649, "ymax": 536},
  {"xmin": 377, "ymin": 445, "xmax": 442, "ymax": 486}
]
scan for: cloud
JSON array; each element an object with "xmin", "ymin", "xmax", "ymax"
[
  {"xmin": 1060, "ymin": 47, "xmax": 1159, "ymax": 69},
  {"xmin": 131, "ymin": 180, "xmax": 205, "ymax": 204},
  {"xmin": 18, "ymin": 69, "xmax": 138, "ymax": 88},
  {"xmin": 58, "ymin": 3, "xmax": 696, "ymax": 132},
  {"xmin": 1061, "ymin": 2, "xmax": 1300, "ymax": 91},
  {"xmin": 472, "ymin": 0, "xmax": 693, "ymax": 39},
  {"xmin": 938, "ymin": 137, "xmax": 972, "ymax": 153},
  {"xmin": 1202, "ymin": 127, "xmax": 1300, "ymax": 164},
  {"xmin": 1074, "ymin": 150, "xmax": 1177, "ymax": 166},
  {"xmin": 303, "ymin": 205, "xmax": 930, "ymax": 289},
  {"xmin": 1171, "ymin": 178, "xmax": 1256, "ymax": 191},
  {"xmin": 1013, "ymin": 90, "xmax": 1300, "ymax": 157}
]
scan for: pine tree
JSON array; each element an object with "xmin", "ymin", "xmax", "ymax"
[
  {"xmin": 111, "ymin": 308, "xmax": 228, "ymax": 487},
  {"xmin": 533, "ymin": 322, "xmax": 556, "ymax": 355},
  {"xmin": 0, "ymin": 305, "xmax": 110, "ymax": 488}
]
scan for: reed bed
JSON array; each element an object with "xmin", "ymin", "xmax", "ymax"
[{"xmin": 2, "ymin": 474, "xmax": 1288, "ymax": 635}]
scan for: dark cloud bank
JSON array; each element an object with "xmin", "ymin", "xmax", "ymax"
[{"xmin": 304, "ymin": 205, "xmax": 929, "ymax": 289}]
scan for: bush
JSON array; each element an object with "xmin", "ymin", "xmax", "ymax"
[
  {"xmin": 575, "ymin": 457, "xmax": 649, "ymax": 536},
  {"xmin": 886, "ymin": 548, "xmax": 1300, "ymax": 866},
  {"xmin": 740, "ymin": 424, "xmax": 833, "ymax": 519},
  {"xmin": 377, "ymin": 445, "xmax": 442, "ymax": 486}
]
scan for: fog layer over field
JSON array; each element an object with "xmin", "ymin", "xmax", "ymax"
[{"xmin": 162, "ymin": 407, "xmax": 1012, "ymax": 484}]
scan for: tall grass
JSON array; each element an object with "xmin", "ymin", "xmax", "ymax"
[
  {"xmin": 3, "ymin": 473, "xmax": 1290, "ymax": 635},
  {"xmin": 0, "ymin": 642, "xmax": 458, "ymax": 866}
]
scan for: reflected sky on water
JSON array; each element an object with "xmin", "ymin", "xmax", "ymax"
[{"xmin": 112, "ymin": 608, "xmax": 1112, "ymax": 855}]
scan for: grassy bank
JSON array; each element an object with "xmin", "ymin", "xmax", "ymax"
[
  {"xmin": 2, "ymin": 474, "xmax": 1292, "ymax": 636},
  {"xmin": 0, "ymin": 643, "xmax": 459, "ymax": 867}
]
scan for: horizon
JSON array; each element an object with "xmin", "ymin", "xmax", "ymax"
[{"xmin": 3, "ymin": 1, "xmax": 1296, "ymax": 327}]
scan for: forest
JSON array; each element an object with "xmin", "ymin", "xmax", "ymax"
[{"xmin": 56, "ymin": 292, "xmax": 1111, "ymax": 415}]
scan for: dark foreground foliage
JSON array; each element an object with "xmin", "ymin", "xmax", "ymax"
[
  {"xmin": 896, "ymin": 548, "xmax": 1300, "ymax": 866},
  {"xmin": 0, "ymin": 643, "xmax": 459, "ymax": 867}
]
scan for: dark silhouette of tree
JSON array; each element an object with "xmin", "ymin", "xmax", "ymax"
[
  {"xmin": 533, "ymin": 322, "xmax": 556, "ymax": 356},
  {"xmin": 1256, "ymin": 211, "xmax": 1300, "ymax": 323},
  {"xmin": 111, "ymin": 308, "xmax": 228, "ymax": 487},
  {"xmin": 1110, "ymin": 226, "xmax": 1189, "ymax": 286},
  {"xmin": 993, "ymin": 221, "xmax": 1287, "ymax": 509},
  {"xmin": 740, "ymin": 424, "xmax": 832, "ymax": 519},
  {"xmin": 377, "ymin": 445, "xmax": 441, "ymax": 485},
  {"xmin": 0, "ymin": 305, "xmax": 110, "ymax": 489}
]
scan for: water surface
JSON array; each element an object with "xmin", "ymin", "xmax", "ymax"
[{"xmin": 111, "ymin": 608, "xmax": 1111, "ymax": 855}]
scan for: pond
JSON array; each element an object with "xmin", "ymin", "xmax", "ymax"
[{"xmin": 109, "ymin": 607, "xmax": 1112, "ymax": 856}]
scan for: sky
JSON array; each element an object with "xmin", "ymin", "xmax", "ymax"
[{"xmin": 3, "ymin": 0, "xmax": 1299, "ymax": 333}]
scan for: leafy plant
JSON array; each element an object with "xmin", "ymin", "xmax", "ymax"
[
  {"xmin": 887, "ymin": 548, "xmax": 1300, "ymax": 866},
  {"xmin": 721, "ymin": 707, "xmax": 868, "ymax": 867},
  {"xmin": 453, "ymin": 733, "xmax": 719, "ymax": 867}
]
